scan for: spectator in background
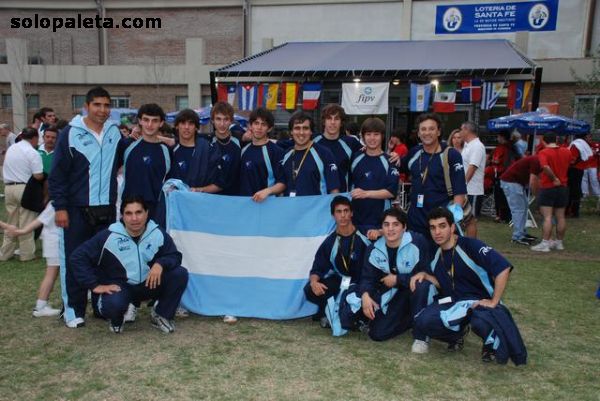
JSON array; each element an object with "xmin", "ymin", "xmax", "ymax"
[
  {"xmin": 512, "ymin": 132, "xmax": 528, "ymax": 157},
  {"xmin": 387, "ymin": 129, "xmax": 409, "ymax": 159},
  {"xmin": 0, "ymin": 128, "xmax": 44, "ymax": 262},
  {"xmin": 118, "ymin": 124, "xmax": 131, "ymax": 138},
  {"xmin": 491, "ymin": 132, "xmax": 519, "ymax": 223},
  {"xmin": 38, "ymin": 125, "xmax": 58, "ymax": 176},
  {"xmin": 500, "ymin": 155, "xmax": 541, "ymax": 245},
  {"xmin": 531, "ymin": 135, "xmax": 572, "ymax": 252},
  {"xmin": 566, "ymin": 133, "xmax": 594, "ymax": 218},
  {"xmin": 38, "ymin": 107, "xmax": 57, "ymax": 136},
  {"xmin": 581, "ymin": 133, "xmax": 600, "ymax": 207},
  {"xmin": 448, "ymin": 128, "xmax": 464, "ymax": 153},
  {"xmin": 460, "ymin": 121, "xmax": 486, "ymax": 238},
  {"xmin": 0, "ymin": 123, "xmax": 17, "ymax": 148}
]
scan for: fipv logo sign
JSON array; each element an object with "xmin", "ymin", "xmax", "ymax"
[{"xmin": 356, "ymin": 86, "xmax": 375, "ymax": 104}]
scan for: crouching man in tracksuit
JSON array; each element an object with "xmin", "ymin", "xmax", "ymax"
[
  {"xmin": 410, "ymin": 207, "xmax": 527, "ymax": 364},
  {"xmin": 350, "ymin": 208, "xmax": 433, "ymax": 347},
  {"xmin": 304, "ymin": 196, "xmax": 370, "ymax": 336},
  {"xmin": 70, "ymin": 195, "xmax": 188, "ymax": 334}
]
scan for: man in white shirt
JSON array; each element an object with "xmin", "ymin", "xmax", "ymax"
[
  {"xmin": 460, "ymin": 121, "xmax": 486, "ymax": 238},
  {"xmin": 0, "ymin": 127, "xmax": 44, "ymax": 261}
]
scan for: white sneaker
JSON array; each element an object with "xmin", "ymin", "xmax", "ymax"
[
  {"xmin": 550, "ymin": 240, "xmax": 564, "ymax": 251},
  {"xmin": 32, "ymin": 304, "xmax": 61, "ymax": 317},
  {"xmin": 65, "ymin": 317, "xmax": 85, "ymax": 328},
  {"xmin": 223, "ymin": 315, "xmax": 238, "ymax": 324},
  {"xmin": 531, "ymin": 241, "xmax": 551, "ymax": 252},
  {"xmin": 411, "ymin": 339, "xmax": 429, "ymax": 354},
  {"xmin": 151, "ymin": 308, "xmax": 175, "ymax": 333},
  {"xmin": 175, "ymin": 306, "xmax": 190, "ymax": 318},
  {"xmin": 123, "ymin": 303, "xmax": 137, "ymax": 323}
]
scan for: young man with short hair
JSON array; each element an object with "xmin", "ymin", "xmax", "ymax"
[
  {"xmin": 121, "ymin": 103, "xmax": 173, "ymax": 221},
  {"xmin": 401, "ymin": 113, "xmax": 467, "ymax": 241},
  {"xmin": 349, "ymin": 117, "xmax": 399, "ymax": 239},
  {"xmin": 313, "ymin": 104, "xmax": 362, "ymax": 192},
  {"xmin": 168, "ymin": 109, "xmax": 222, "ymax": 192},
  {"xmin": 411, "ymin": 207, "xmax": 526, "ymax": 364},
  {"xmin": 239, "ymin": 107, "xmax": 286, "ymax": 201},
  {"xmin": 38, "ymin": 125, "xmax": 58, "ymax": 175},
  {"xmin": 281, "ymin": 112, "xmax": 340, "ymax": 196},
  {"xmin": 305, "ymin": 196, "xmax": 370, "ymax": 334},
  {"xmin": 357, "ymin": 208, "xmax": 432, "ymax": 345},
  {"xmin": 460, "ymin": 121, "xmax": 486, "ymax": 238},
  {"xmin": 49, "ymin": 86, "xmax": 129, "ymax": 328},
  {"xmin": 531, "ymin": 135, "xmax": 572, "ymax": 252},
  {"xmin": 70, "ymin": 196, "xmax": 188, "ymax": 334},
  {"xmin": 209, "ymin": 102, "xmax": 241, "ymax": 195},
  {"xmin": 0, "ymin": 128, "xmax": 44, "ymax": 262}
]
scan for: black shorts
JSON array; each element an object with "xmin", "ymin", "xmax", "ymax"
[
  {"xmin": 467, "ymin": 195, "xmax": 484, "ymax": 218},
  {"xmin": 538, "ymin": 187, "xmax": 569, "ymax": 208}
]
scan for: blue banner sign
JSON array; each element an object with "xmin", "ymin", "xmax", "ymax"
[{"xmin": 435, "ymin": 0, "xmax": 558, "ymax": 34}]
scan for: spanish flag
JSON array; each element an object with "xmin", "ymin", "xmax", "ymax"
[{"xmin": 280, "ymin": 82, "xmax": 299, "ymax": 110}]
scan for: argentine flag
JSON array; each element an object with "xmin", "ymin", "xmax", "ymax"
[{"xmin": 167, "ymin": 191, "xmax": 337, "ymax": 319}]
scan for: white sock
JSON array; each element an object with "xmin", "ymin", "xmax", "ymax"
[{"xmin": 35, "ymin": 299, "xmax": 47, "ymax": 310}]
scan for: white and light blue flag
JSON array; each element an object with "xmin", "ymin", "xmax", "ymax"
[
  {"xmin": 167, "ymin": 191, "xmax": 337, "ymax": 319},
  {"xmin": 410, "ymin": 83, "xmax": 432, "ymax": 112}
]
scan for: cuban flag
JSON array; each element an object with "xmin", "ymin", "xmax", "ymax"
[
  {"xmin": 167, "ymin": 191, "xmax": 337, "ymax": 319},
  {"xmin": 238, "ymin": 84, "xmax": 259, "ymax": 111},
  {"xmin": 460, "ymin": 79, "xmax": 482, "ymax": 103},
  {"xmin": 481, "ymin": 82, "xmax": 505, "ymax": 110}
]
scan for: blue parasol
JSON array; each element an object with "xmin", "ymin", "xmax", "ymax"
[{"xmin": 487, "ymin": 111, "xmax": 590, "ymax": 135}]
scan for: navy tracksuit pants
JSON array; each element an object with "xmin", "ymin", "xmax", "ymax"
[
  {"xmin": 303, "ymin": 275, "xmax": 342, "ymax": 316},
  {"xmin": 61, "ymin": 206, "xmax": 114, "ymax": 322},
  {"xmin": 413, "ymin": 302, "xmax": 493, "ymax": 344},
  {"xmin": 358, "ymin": 281, "xmax": 432, "ymax": 342},
  {"xmin": 92, "ymin": 265, "xmax": 189, "ymax": 326}
]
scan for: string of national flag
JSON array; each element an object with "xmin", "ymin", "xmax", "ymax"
[
  {"xmin": 218, "ymin": 80, "xmax": 532, "ymax": 113},
  {"xmin": 410, "ymin": 80, "xmax": 532, "ymax": 113},
  {"xmin": 217, "ymin": 82, "xmax": 323, "ymax": 111}
]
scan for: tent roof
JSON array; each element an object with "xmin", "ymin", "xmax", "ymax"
[{"xmin": 214, "ymin": 39, "xmax": 537, "ymax": 79}]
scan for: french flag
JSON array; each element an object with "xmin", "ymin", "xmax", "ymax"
[
  {"xmin": 302, "ymin": 83, "xmax": 322, "ymax": 110},
  {"xmin": 166, "ymin": 190, "xmax": 337, "ymax": 319}
]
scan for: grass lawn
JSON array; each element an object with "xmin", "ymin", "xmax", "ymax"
[{"xmin": 0, "ymin": 198, "xmax": 599, "ymax": 401}]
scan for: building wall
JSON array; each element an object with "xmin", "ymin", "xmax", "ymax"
[
  {"xmin": 0, "ymin": 9, "xmax": 100, "ymax": 65},
  {"xmin": 105, "ymin": 7, "xmax": 243, "ymax": 65},
  {"xmin": 0, "ymin": 7, "xmax": 244, "ymax": 66},
  {"xmin": 250, "ymin": 2, "xmax": 404, "ymax": 54}
]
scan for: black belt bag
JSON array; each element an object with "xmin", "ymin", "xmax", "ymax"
[{"xmin": 83, "ymin": 205, "xmax": 116, "ymax": 227}]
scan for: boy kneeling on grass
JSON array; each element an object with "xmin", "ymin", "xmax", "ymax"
[
  {"xmin": 69, "ymin": 195, "xmax": 188, "ymax": 334},
  {"xmin": 410, "ymin": 207, "xmax": 527, "ymax": 365}
]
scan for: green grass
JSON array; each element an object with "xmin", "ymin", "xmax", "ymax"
[{"xmin": 0, "ymin": 199, "xmax": 599, "ymax": 400}]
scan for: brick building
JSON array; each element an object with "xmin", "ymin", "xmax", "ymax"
[{"xmin": 1, "ymin": 0, "xmax": 599, "ymax": 133}]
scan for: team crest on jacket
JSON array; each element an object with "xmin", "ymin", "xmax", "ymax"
[
  {"xmin": 117, "ymin": 237, "xmax": 131, "ymax": 252},
  {"xmin": 479, "ymin": 246, "xmax": 493, "ymax": 255},
  {"xmin": 454, "ymin": 163, "xmax": 464, "ymax": 172}
]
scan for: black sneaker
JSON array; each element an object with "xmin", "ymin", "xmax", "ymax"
[
  {"xmin": 447, "ymin": 337, "xmax": 465, "ymax": 352},
  {"xmin": 319, "ymin": 316, "xmax": 330, "ymax": 329},
  {"xmin": 511, "ymin": 238, "xmax": 532, "ymax": 246},
  {"xmin": 448, "ymin": 325, "xmax": 469, "ymax": 351},
  {"xmin": 481, "ymin": 345, "xmax": 496, "ymax": 363},
  {"xmin": 523, "ymin": 234, "xmax": 538, "ymax": 241}
]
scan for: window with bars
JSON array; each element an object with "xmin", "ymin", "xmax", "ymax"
[
  {"xmin": 574, "ymin": 95, "xmax": 600, "ymax": 130},
  {"xmin": 110, "ymin": 97, "xmax": 130, "ymax": 109}
]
